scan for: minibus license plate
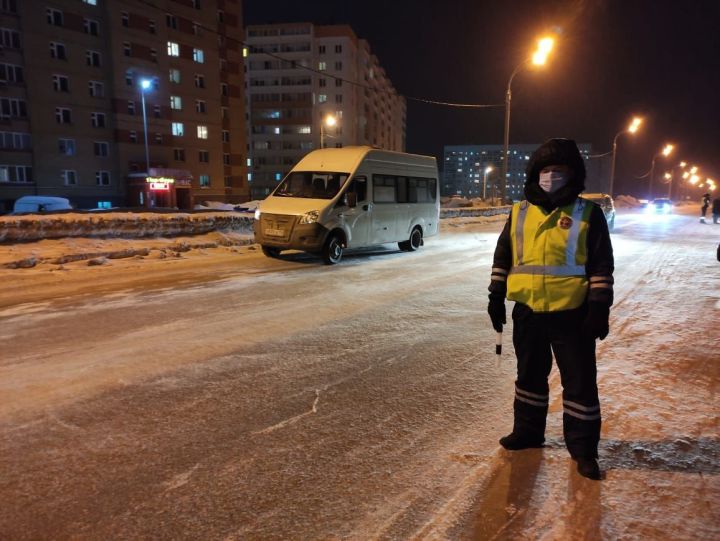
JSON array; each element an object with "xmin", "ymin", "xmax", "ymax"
[{"xmin": 265, "ymin": 228, "xmax": 284, "ymax": 237}]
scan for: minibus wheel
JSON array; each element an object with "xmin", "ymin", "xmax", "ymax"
[
  {"xmin": 262, "ymin": 246, "xmax": 282, "ymax": 258},
  {"xmin": 322, "ymin": 233, "xmax": 344, "ymax": 265},
  {"xmin": 400, "ymin": 227, "xmax": 423, "ymax": 252}
]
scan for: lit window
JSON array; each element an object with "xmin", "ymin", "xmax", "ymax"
[
  {"xmin": 298, "ymin": 126, "xmax": 311, "ymax": 134},
  {"xmin": 172, "ymin": 122, "xmax": 184, "ymax": 136},
  {"xmin": 246, "ymin": 158, "xmax": 252, "ymax": 166},
  {"xmin": 318, "ymin": 61, "xmax": 326, "ymax": 71},
  {"xmin": 318, "ymin": 94, "xmax": 327, "ymax": 103},
  {"xmin": 83, "ymin": 0, "xmax": 97, "ymax": 4},
  {"xmin": 197, "ymin": 125, "xmax": 208, "ymax": 139},
  {"xmin": 193, "ymin": 48, "xmax": 204, "ymax": 63},
  {"xmin": 275, "ymin": 172, "xmax": 282, "ymax": 181},
  {"xmin": 170, "ymin": 96, "xmax": 182, "ymax": 110},
  {"xmin": 199, "ymin": 174, "xmax": 210, "ymax": 187},
  {"xmin": 169, "ymin": 69, "xmax": 181, "ymax": 83},
  {"xmin": 167, "ymin": 41, "xmax": 179, "ymax": 57}
]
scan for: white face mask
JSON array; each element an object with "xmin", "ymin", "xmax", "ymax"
[{"xmin": 538, "ymin": 171, "xmax": 569, "ymax": 194}]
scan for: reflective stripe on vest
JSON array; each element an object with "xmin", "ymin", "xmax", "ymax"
[{"xmin": 507, "ymin": 198, "xmax": 592, "ymax": 312}]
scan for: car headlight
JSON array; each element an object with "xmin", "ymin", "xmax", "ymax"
[
  {"xmin": 254, "ymin": 209, "xmax": 261, "ymax": 220},
  {"xmin": 298, "ymin": 210, "xmax": 320, "ymax": 224}
]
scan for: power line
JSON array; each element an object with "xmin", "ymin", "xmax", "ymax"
[{"xmin": 131, "ymin": 0, "xmax": 504, "ymax": 109}]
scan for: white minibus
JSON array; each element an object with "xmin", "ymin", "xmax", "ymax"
[{"xmin": 253, "ymin": 146, "xmax": 440, "ymax": 264}]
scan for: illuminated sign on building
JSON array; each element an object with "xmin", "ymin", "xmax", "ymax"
[{"xmin": 146, "ymin": 176, "xmax": 174, "ymax": 191}]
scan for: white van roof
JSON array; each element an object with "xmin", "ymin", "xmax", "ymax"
[
  {"xmin": 292, "ymin": 146, "xmax": 436, "ymax": 173},
  {"xmin": 15, "ymin": 196, "xmax": 71, "ymax": 204}
]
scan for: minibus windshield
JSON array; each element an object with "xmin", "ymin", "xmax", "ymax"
[{"xmin": 275, "ymin": 172, "xmax": 349, "ymax": 199}]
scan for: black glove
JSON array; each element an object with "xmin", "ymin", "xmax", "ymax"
[
  {"xmin": 582, "ymin": 303, "xmax": 610, "ymax": 340},
  {"xmin": 488, "ymin": 297, "xmax": 506, "ymax": 333}
]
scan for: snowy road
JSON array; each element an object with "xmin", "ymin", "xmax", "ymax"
[{"xmin": 0, "ymin": 207, "xmax": 718, "ymax": 540}]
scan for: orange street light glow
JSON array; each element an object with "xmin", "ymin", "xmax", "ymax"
[
  {"xmin": 531, "ymin": 36, "xmax": 555, "ymax": 66},
  {"xmin": 324, "ymin": 115, "xmax": 337, "ymax": 127},
  {"xmin": 661, "ymin": 144, "xmax": 674, "ymax": 157},
  {"xmin": 628, "ymin": 117, "xmax": 643, "ymax": 133},
  {"xmin": 690, "ymin": 166, "xmax": 698, "ymax": 174},
  {"xmin": 679, "ymin": 161, "xmax": 687, "ymax": 167}
]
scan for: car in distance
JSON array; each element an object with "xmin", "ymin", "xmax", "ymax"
[
  {"xmin": 646, "ymin": 198, "xmax": 673, "ymax": 215},
  {"xmin": 580, "ymin": 193, "xmax": 616, "ymax": 231}
]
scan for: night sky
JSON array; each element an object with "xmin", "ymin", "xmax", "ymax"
[{"xmin": 244, "ymin": 0, "xmax": 720, "ymax": 196}]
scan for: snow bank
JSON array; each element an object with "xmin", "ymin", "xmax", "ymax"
[
  {"xmin": 0, "ymin": 211, "xmax": 254, "ymax": 243},
  {"xmin": 614, "ymin": 195, "xmax": 642, "ymax": 208},
  {"xmin": 440, "ymin": 206, "xmax": 511, "ymax": 218}
]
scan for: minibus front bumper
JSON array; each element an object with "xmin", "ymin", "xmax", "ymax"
[{"xmin": 253, "ymin": 213, "xmax": 329, "ymax": 251}]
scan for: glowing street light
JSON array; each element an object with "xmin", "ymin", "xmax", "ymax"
[
  {"xmin": 482, "ymin": 165, "xmax": 493, "ymax": 200},
  {"xmin": 502, "ymin": 34, "xmax": 556, "ymax": 202},
  {"xmin": 648, "ymin": 143, "xmax": 674, "ymax": 199},
  {"xmin": 679, "ymin": 161, "xmax": 687, "ymax": 168},
  {"xmin": 139, "ymin": 78, "xmax": 153, "ymax": 174},
  {"xmin": 689, "ymin": 175, "xmax": 700, "ymax": 185},
  {"xmin": 690, "ymin": 166, "xmax": 698, "ymax": 174},
  {"xmin": 320, "ymin": 114, "xmax": 337, "ymax": 149},
  {"xmin": 609, "ymin": 116, "xmax": 643, "ymax": 197}
]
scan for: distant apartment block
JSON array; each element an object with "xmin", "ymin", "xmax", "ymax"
[
  {"xmin": 443, "ymin": 144, "xmax": 594, "ymax": 201},
  {"xmin": 0, "ymin": 0, "xmax": 247, "ymax": 212},
  {"xmin": 245, "ymin": 23, "xmax": 406, "ymax": 199}
]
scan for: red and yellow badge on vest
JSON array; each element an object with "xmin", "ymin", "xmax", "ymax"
[{"xmin": 558, "ymin": 216, "xmax": 573, "ymax": 230}]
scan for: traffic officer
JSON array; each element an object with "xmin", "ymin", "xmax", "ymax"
[{"xmin": 487, "ymin": 138, "xmax": 614, "ymax": 480}]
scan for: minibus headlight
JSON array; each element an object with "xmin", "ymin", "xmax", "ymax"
[
  {"xmin": 254, "ymin": 209, "xmax": 261, "ymax": 220},
  {"xmin": 299, "ymin": 210, "xmax": 320, "ymax": 224}
]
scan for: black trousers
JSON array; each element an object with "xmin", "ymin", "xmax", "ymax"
[{"xmin": 511, "ymin": 302, "xmax": 601, "ymax": 459}]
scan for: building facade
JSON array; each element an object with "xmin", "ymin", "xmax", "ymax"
[
  {"xmin": 0, "ymin": 0, "xmax": 247, "ymax": 212},
  {"xmin": 443, "ymin": 143, "xmax": 593, "ymax": 201},
  {"xmin": 245, "ymin": 23, "xmax": 406, "ymax": 200}
]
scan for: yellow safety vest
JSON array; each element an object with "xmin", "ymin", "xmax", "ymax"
[{"xmin": 507, "ymin": 198, "xmax": 593, "ymax": 312}]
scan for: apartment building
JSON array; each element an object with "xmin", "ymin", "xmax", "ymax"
[
  {"xmin": 0, "ymin": 0, "xmax": 247, "ymax": 212},
  {"xmin": 245, "ymin": 23, "xmax": 406, "ymax": 199},
  {"xmin": 443, "ymin": 143, "xmax": 594, "ymax": 201}
]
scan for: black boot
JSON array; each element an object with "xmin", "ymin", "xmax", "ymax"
[
  {"xmin": 575, "ymin": 457, "xmax": 601, "ymax": 480},
  {"xmin": 499, "ymin": 432, "xmax": 545, "ymax": 450}
]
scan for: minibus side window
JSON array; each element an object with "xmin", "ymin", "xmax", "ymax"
[
  {"xmin": 373, "ymin": 174, "xmax": 395, "ymax": 203},
  {"xmin": 397, "ymin": 176, "xmax": 408, "ymax": 203}
]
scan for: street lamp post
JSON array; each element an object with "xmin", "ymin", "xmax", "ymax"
[
  {"xmin": 320, "ymin": 114, "xmax": 337, "ymax": 149},
  {"xmin": 648, "ymin": 144, "xmax": 674, "ymax": 200},
  {"xmin": 501, "ymin": 36, "xmax": 554, "ymax": 203},
  {"xmin": 483, "ymin": 165, "xmax": 493, "ymax": 200},
  {"xmin": 608, "ymin": 116, "xmax": 642, "ymax": 197},
  {"xmin": 139, "ymin": 79, "xmax": 152, "ymax": 174}
]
